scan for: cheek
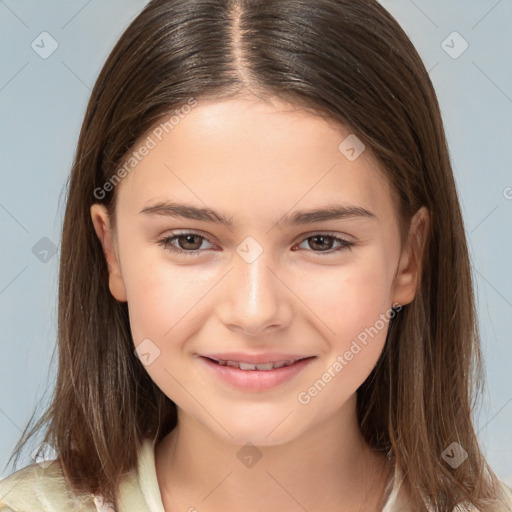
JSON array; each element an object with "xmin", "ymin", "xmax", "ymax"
[
  {"xmin": 122, "ymin": 256, "xmax": 216, "ymax": 404},
  {"xmin": 296, "ymin": 252, "xmax": 395, "ymax": 390},
  {"xmin": 304, "ymin": 251, "xmax": 395, "ymax": 339},
  {"xmin": 124, "ymin": 257, "xmax": 214, "ymax": 346}
]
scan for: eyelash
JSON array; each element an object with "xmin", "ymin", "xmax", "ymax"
[{"xmin": 157, "ymin": 231, "xmax": 354, "ymax": 257}]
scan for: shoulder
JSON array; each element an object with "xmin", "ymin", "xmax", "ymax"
[{"xmin": 0, "ymin": 459, "xmax": 97, "ymax": 512}]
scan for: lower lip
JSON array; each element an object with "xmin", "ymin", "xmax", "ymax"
[{"xmin": 200, "ymin": 356, "xmax": 315, "ymax": 392}]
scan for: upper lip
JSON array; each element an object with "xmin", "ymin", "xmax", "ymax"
[{"xmin": 201, "ymin": 352, "xmax": 314, "ymax": 364}]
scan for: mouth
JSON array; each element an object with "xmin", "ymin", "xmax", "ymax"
[
  {"xmin": 199, "ymin": 354, "xmax": 316, "ymax": 392},
  {"xmin": 204, "ymin": 357, "xmax": 310, "ymax": 371}
]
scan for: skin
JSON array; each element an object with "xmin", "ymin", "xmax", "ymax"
[{"xmin": 91, "ymin": 95, "xmax": 428, "ymax": 512}]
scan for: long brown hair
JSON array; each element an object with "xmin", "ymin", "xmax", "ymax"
[{"xmin": 5, "ymin": 0, "xmax": 507, "ymax": 509}]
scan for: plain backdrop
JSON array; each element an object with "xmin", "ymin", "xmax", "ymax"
[{"xmin": 1, "ymin": 0, "xmax": 511, "ymax": 486}]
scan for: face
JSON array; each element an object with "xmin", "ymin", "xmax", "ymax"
[{"xmin": 91, "ymin": 95, "xmax": 426, "ymax": 446}]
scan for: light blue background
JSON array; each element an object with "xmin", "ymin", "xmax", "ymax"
[{"xmin": 1, "ymin": 0, "xmax": 511, "ymax": 487}]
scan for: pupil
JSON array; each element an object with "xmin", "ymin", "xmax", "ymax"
[
  {"xmin": 181, "ymin": 234, "xmax": 200, "ymax": 249},
  {"xmin": 312, "ymin": 235, "xmax": 331, "ymax": 250}
]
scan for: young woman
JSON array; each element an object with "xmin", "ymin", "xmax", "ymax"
[{"xmin": 1, "ymin": 1, "xmax": 511, "ymax": 511}]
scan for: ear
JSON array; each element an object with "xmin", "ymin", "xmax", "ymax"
[
  {"xmin": 392, "ymin": 206, "xmax": 429, "ymax": 306},
  {"xmin": 90, "ymin": 204, "xmax": 127, "ymax": 302}
]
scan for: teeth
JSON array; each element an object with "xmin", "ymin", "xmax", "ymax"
[
  {"xmin": 273, "ymin": 360, "xmax": 291, "ymax": 369},
  {"xmin": 239, "ymin": 362, "xmax": 258, "ymax": 370},
  {"xmin": 254, "ymin": 362, "xmax": 275, "ymax": 371},
  {"xmin": 214, "ymin": 359, "xmax": 299, "ymax": 370}
]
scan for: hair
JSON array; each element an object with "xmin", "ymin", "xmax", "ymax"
[{"xmin": 5, "ymin": 0, "xmax": 508, "ymax": 510}]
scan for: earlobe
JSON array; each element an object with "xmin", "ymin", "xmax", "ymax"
[
  {"xmin": 392, "ymin": 206, "xmax": 429, "ymax": 306},
  {"xmin": 90, "ymin": 204, "xmax": 128, "ymax": 302}
]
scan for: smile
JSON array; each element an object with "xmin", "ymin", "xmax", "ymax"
[
  {"xmin": 200, "ymin": 355, "xmax": 316, "ymax": 392},
  {"xmin": 207, "ymin": 358, "xmax": 303, "ymax": 371}
]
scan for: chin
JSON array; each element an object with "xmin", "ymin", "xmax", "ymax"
[{"xmin": 206, "ymin": 410, "xmax": 305, "ymax": 448}]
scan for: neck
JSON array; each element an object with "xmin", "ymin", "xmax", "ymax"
[{"xmin": 155, "ymin": 395, "xmax": 392, "ymax": 512}]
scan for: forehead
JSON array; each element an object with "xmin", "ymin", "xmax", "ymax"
[{"xmin": 114, "ymin": 96, "xmax": 396, "ymax": 226}]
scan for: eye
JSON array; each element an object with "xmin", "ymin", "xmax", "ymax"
[
  {"xmin": 294, "ymin": 234, "xmax": 354, "ymax": 255},
  {"xmin": 158, "ymin": 231, "xmax": 353, "ymax": 257},
  {"xmin": 158, "ymin": 232, "xmax": 215, "ymax": 256}
]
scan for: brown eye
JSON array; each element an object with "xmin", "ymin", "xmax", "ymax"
[
  {"xmin": 296, "ymin": 234, "xmax": 354, "ymax": 255},
  {"xmin": 308, "ymin": 235, "xmax": 335, "ymax": 251},
  {"xmin": 158, "ymin": 232, "xmax": 214, "ymax": 255},
  {"xmin": 174, "ymin": 234, "xmax": 203, "ymax": 250}
]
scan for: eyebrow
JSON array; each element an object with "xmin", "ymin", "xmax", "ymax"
[{"xmin": 139, "ymin": 201, "xmax": 376, "ymax": 230}]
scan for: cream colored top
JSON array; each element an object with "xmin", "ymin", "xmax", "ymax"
[{"xmin": 1, "ymin": 438, "xmax": 511, "ymax": 511}]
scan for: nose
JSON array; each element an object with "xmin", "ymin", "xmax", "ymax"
[{"xmin": 216, "ymin": 248, "xmax": 293, "ymax": 337}]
